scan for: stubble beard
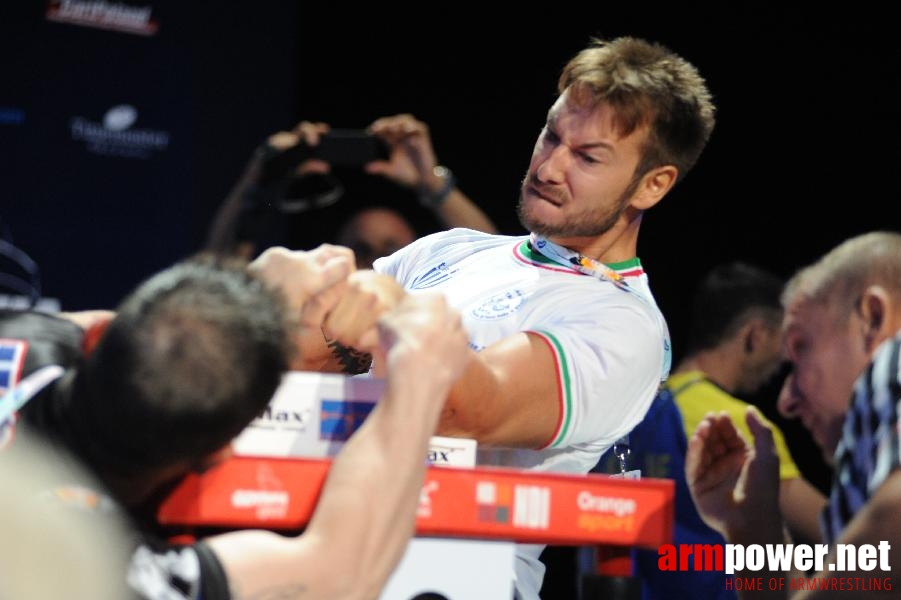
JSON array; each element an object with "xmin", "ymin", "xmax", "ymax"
[{"xmin": 516, "ymin": 173, "xmax": 639, "ymax": 239}]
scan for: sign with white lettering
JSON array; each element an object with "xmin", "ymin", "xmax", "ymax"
[{"xmin": 234, "ymin": 372, "xmax": 477, "ymax": 466}]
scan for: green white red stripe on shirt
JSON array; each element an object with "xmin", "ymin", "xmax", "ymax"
[{"xmin": 530, "ymin": 329, "xmax": 573, "ymax": 449}]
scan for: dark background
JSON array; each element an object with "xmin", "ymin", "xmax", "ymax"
[{"xmin": 2, "ymin": 3, "xmax": 898, "ymax": 597}]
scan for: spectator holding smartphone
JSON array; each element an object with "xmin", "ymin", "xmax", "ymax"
[{"xmin": 206, "ymin": 118, "xmax": 497, "ymax": 267}]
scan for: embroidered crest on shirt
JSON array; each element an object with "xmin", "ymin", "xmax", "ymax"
[{"xmin": 410, "ymin": 262, "xmax": 457, "ymax": 289}]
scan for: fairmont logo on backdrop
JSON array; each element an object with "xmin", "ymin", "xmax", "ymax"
[
  {"xmin": 46, "ymin": 0, "xmax": 159, "ymax": 36},
  {"xmin": 69, "ymin": 104, "xmax": 170, "ymax": 159}
]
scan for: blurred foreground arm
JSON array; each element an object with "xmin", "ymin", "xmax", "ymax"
[{"xmin": 206, "ymin": 294, "xmax": 469, "ymax": 599}]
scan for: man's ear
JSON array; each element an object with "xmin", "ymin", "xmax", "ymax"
[
  {"xmin": 857, "ymin": 285, "xmax": 891, "ymax": 353},
  {"xmin": 630, "ymin": 165, "xmax": 678, "ymax": 211},
  {"xmin": 736, "ymin": 319, "xmax": 761, "ymax": 355}
]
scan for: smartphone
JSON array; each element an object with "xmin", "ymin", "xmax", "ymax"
[{"xmin": 314, "ymin": 129, "xmax": 389, "ymax": 166}]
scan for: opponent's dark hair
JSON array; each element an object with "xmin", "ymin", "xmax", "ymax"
[
  {"xmin": 71, "ymin": 256, "xmax": 290, "ymax": 475},
  {"xmin": 685, "ymin": 262, "xmax": 783, "ymax": 355}
]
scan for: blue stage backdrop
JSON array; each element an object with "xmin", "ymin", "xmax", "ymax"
[{"xmin": 1, "ymin": 2, "xmax": 299, "ymax": 310}]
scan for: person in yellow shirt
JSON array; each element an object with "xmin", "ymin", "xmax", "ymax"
[
  {"xmin": 667, "ymin": 370, "xmax": 801, "ymax": 476},
  {"xmin": 669, "ymin": 262, "xmax": 824, "ymax": 544},
  {"xmin": 592, "ymin": 262, "xmax": 825, "ymax": 600}
]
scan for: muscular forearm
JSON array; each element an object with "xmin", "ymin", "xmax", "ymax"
[
  {"xmin": 307, "ymin": 371, "xmax": 456, "ymax": 597},
  {"xmin": 434, "ymin": 332, "xmax": 561, "ymax": 448},
  {"xmin": 208, "ymin": 291, "xmax": 468, "ymax": 600},
  {"xmin": 299, "ymin": 294, "xmax": 468, "ymax": 596},
  {"xmin": 206, "ymin": 155, "xmax": 263, "ymax": 255},
  {"xmin": 208, "ymin": 349, "xmax": 457, "ymax": 599},
  {"xmin": 308, "ymin": 374, "xmax": 450, "ymax": 590}
]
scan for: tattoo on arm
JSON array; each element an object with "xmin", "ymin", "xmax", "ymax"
[{"xmin": 327, "ymin": 339, "xmax": 373, "ymax": 374}]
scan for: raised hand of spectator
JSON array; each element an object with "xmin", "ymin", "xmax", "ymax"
[
  {"xmin": 686, "ymin": 407, "xmax": 782, "ymax": 542},
  {"xmin": 366, "ymin": 114, "xmax": 440, "ymax": 190}
]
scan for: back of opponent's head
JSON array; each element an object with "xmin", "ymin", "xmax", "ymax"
[
  {"xmin": 685, "ymin": 262, "xmax": 783, "ymax": 356},
  {"xmin": 74, "ymin": 257, "xmax": 290, "ymax": 476}
]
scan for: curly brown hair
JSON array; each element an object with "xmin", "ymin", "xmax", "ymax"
[{"xmin": 559, "ymin": 36, "xmax": 716, "ymax": 183}]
